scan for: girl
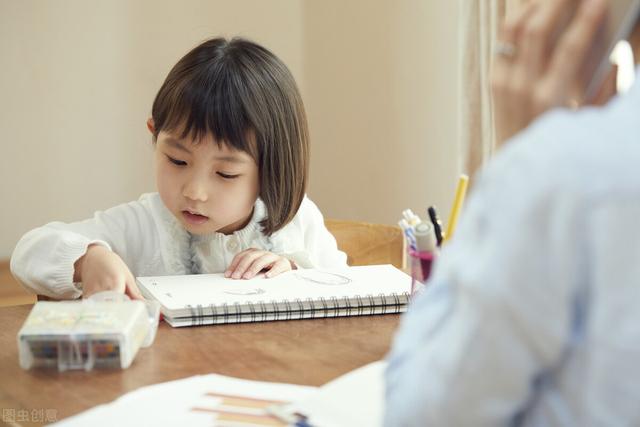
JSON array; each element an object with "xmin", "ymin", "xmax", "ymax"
[{"xmin": 11, "ymin": 37, "xmax": 347, "ymax": 300}]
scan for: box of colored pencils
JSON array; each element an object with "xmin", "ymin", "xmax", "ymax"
[{"xmin": 18, "ymin": 299, "xmax": 157, "ymax": 371}]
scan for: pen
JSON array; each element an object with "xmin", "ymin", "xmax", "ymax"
[
  {"xmin": 427, "ymin": 206, "xmax": 443, "ymax": 246},
  {"xmin": 444, "ymin": 174, "xmax": 469, "ymax": 243},
  {"xmin": 266, "ymin": 404, "xmax": 313, "ymax": 426},
  {"xmin": 398, "ymin": 219, "xmax": 417, "ymax": 250},
  {"xmin": 402, "ymin": 209, "xmax": 421, "ymax": 227}
]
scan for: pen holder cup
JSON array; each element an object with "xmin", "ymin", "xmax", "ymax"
[{"xmin": 408, "ymin": 248, "xmax": 435, "ymax": 296}]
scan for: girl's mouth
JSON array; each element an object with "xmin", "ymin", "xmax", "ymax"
[{"xmin": 182, "ymin": 210, "xmax": 209, "ymax": 225}]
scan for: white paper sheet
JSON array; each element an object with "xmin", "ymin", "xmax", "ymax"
[
  {"xmin": 289, "ymin": 361, "xmax": 387, "ymax": 427},
  {"xmin": 52, "ymin": 374, "xmax": 317, "ymax": 427}
]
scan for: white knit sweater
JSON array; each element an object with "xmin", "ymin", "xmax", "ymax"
[{"xmin": 10, "ymin": 193, "xmax": 347, "ymax": 299}]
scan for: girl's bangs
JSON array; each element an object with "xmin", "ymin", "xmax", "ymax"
[{"xmin": 155, "ymin": 68, "xmax": 258, "ymax": 159}]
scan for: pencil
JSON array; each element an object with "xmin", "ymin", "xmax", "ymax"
[{"xmin": 444, "ymin": 174, "xmax": 469, "ymax": 243}]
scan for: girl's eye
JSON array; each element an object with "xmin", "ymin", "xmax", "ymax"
[
  {"xmin": 217, "ymin": 172, "xmax": 240, "ymax": 180},
  {"xmin": 167, "ymin": 155, "xmax": 187, "ymax": 166}
]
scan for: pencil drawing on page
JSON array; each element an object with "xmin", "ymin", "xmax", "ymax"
[
  {"xmin": 223, "ymin": 288, "xmax": 267, "ymax": 296},
  {"xmin": 294, "ymin": 271, "xmax": 352, "ymax": 286}
]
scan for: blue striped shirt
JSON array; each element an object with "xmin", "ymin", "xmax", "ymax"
[{"xmin": 385, "ymin": 71, "xmax": 640, "ymax": 426}]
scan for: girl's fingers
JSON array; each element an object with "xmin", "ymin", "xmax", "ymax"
[
  {"xmin": 242, "ymin": 253, "xmax": 280, "ymax": 279},
  {"xmin": 82, "ymin": 277, "xmax": 125, "ymax": 298},
  {"xmin": 224, "ymin": 248, "xmax": 257, "ymax": 278},
  {"xmin": 265, "ymin": 259, "xmax": 293, "ymax": 278},
  {"xmin": 225, "ymin": 250, "xmax": 293, "ymax": 280},
  {"xmin": 125, "ymin": 273, "xmax": 144, "ymax": 300},
  {"xmin": 229, "ymin": 250, "xmax": 267, "ymax": 279},
  {"xmin": 125, "ymin": 285, "xmax": 144, "ymax": 300}
]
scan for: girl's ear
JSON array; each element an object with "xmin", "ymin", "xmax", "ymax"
[{"xmin": 146, "ymin": 118, "xmax": 155, "ymax": 135}]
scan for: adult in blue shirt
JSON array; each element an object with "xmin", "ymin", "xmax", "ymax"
[{"xmin": 385, "ymin": 0, "xmax": 640, "ymax": 425}]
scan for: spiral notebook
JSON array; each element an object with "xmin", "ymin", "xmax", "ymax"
[{"xmin": 136, "ymin": 264, "xmax": 411, "ymax": 327}]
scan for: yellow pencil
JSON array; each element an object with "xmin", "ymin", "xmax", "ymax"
[{"xmin": 444, "ymin": 174, "xmax": 469, "ymax": 243}]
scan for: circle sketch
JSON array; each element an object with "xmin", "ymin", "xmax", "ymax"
[
  {"xmin": 294, "ymin": 271, "xmax": 352, "ymax": 286},
  {"xmin": 223, "ymin": 288, "xmax": 266, "ymax": 296}
]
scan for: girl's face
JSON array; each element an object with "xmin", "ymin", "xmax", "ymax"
[{"xmin": 154, "ymin": 129, "xmax": 260, "ymax": 235}]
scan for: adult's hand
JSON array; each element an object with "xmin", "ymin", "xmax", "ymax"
[{"xmin": 491, "ymin": 0, "xmax": 616, "ymax": 146}]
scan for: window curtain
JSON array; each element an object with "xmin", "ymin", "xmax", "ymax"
[{"xmin": 458, "ymin": 0, "xmax": 524, "ymax": 176}]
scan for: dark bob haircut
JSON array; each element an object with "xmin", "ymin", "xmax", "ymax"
[{"xmin": 151, "ymin": 37, "xmax": 309, "ymax": 236}]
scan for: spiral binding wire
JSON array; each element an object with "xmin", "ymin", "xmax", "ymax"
[{"xmin": 182, "ymin": 292, "xmax": 410, "ymax": 326}]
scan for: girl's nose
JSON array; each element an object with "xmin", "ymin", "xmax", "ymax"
[{"xmin": 182, "ymin": 177, "xmax": 208, "ymax": 202}]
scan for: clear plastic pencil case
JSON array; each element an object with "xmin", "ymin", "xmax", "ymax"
[{"xmin": 17, "ymin": 292, "xmax": 160, "ymax": 371}]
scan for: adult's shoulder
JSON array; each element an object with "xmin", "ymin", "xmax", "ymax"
[{"xmin": 479, "ymin": 95, "xmax": 640, "ymax": 207}]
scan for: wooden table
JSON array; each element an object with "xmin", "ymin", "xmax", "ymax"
[{"xmin": 0, "ymin": 304, "xmax": 400, "ymax": 426}]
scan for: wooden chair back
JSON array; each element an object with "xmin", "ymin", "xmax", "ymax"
[{"xmin": 324, "ymin": 219, "xmax": 405, "ymax": 270}]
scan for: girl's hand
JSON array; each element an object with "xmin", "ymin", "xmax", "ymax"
[
  {"xmin": 491, "ymin": 0, "xmax": 614, "ymax": 146},
  {"xmin": 74, "ymin": 245, "xmax": 144, "ymax": 300},
  {"xmin": 225, "ymin": 248, "xmax": 296, "ymax": 280}
]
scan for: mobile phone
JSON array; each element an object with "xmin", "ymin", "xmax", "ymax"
[{"xmin": 583, "ymin": 0, "xmax": 640, "ymax": 101}]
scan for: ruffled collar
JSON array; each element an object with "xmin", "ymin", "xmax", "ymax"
[
  {"xmin": 190, "ymin": 199, "xmax": 267, "ymax": 245},
  {"xmin": 158, "ymin": 198, "xmax": 273, "ymax": 274}
]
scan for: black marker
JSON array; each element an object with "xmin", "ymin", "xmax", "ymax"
[{"xmin": 427, "ymin": 206, "xmax": 443, "ymax": 247}]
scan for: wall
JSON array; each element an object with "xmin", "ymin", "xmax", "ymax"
[
  {"xmin": 0, "ymin": 0, "xmax": 460, "ymax": 258},
  {"xmin": 303, "ymin": 0, "xmax": 460, "ymax": 226}
]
